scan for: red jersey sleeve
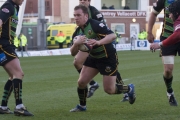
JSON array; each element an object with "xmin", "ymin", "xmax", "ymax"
[{"xmin": 162, "ymin": 30, "xmax": 180, "ymax": 46}]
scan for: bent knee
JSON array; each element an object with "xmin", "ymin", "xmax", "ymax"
[
  {"xmin": 14, "ymin": 72, "xmax": 24, "ymax": 79},
  {"xmin": 78, "ymin": 80, "xmax": 87, "ymax": 88},
  {"xmin": 73, "ymin": 59, "xmax": 83, "ymax": 69},
  {"xmin": 164, "ymin": 69, "xmax": 173, "ymax": 77},
  {"xmin": 104, "ymin": 88, "xmax": 115, "ymax": 94},
  {"xmin": 73, "ymin": 59, "xmax": 80, "ymax": 66}
]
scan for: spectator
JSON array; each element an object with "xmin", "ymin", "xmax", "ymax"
[
  {"xmin": 138, "ymin": 29, "xmax": 147, "ymax": 40},
  {"xmin": 18, "ymin": 33, "xmax": 27, "ymax": 51},
  {"xmin": 56, "ymin": 31, "xmax": 66, "ymax": 49},
  {"xmin": 102, "ymin": 3, "xmax": 108, "ymax": 9},
  {"xmin": 109, "ymin": 5, "xmax": 115, "ymax": 9},
  {"xmin": 14, "ymin": 35, "xmax": 19, "ymax": 50},
  {"xmin": 124, "ymin": 4, "xmax": 130, "ymax": 10},
  {"xmin": 112, "ymin": 30, "xmax": 121, "ymax": 48}
]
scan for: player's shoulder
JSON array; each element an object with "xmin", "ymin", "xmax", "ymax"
[
  {"xmin": 152, "ymin": 0, "xmax": 166, "ymax": 14},
  {"xmin": 89, "ymin": 19, "xmax": 101, "ymax": 24},
  {"xmin": 0, "ymin": 1, "xmax": 15, "ymax": 13},
  {"xmin": 89, "ymin": 5, "xmax": 99, "ymax": 12}
]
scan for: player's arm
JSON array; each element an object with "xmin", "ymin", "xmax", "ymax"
[
  {"xmin": 150, "ymin": 30, "xmax": 180, "ymax": 50},
  {"xmin": 147, "ymin": 0, "xmax": 164, "ymax": 43},
  {"xmin": 162, "ymin": 30, "xmax": 180, "ymax": 46},
  {"xmin": 147, "ymin": 13, "xmax": 157, "ymax": 42},
  {"xmin": 70, "ymin": 32, "xmax": 79, "ymax": 56},
  {"xmin": 97, "ymin": 33, "xmax": 116, "ymax": 46}
]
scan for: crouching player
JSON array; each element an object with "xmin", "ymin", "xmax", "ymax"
[{"xmin": 70, "ymin": 5, "xmax": 136, "ymax": 112}]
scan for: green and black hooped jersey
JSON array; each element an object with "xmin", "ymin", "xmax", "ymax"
[
  {"xmin": 153, "ymin": 0, "xmax": 177, "ymax": 40},
  {"xmin": 72, "ymin": 19, "xmax": 116, "ymax": 59},
  {"xmin": 0, "ymin": 0, "xmax": 19, "ymax": 45}
]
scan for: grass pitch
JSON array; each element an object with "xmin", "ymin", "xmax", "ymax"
[{"xmin": 0, "ymin": 51, "xmax": 180, "ymax": 120}]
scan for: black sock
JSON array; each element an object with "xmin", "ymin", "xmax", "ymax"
[
  {"xmin": 1, "ymin": 80, "xmax": 13, "ymax": 106},
  {"xmin": 115, "ymin": 84, "xmax": 130, "ymax": 94},
  {"xmin": 77, "ymin": 87, "xmax": 88, "ymax": 106},
  {"xmin": 13, "ymin": 79, "xmax": 23, "ymax": 106},
  {"xmin": 163, "ymin": 76, "xmax": 173, "ymax": 93},
  {"xmin": 116, "ymin": 71, "xmax": 124, "ymax": 84}
]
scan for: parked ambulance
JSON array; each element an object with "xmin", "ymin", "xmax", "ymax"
[{"xmin": 46, "ymin": 24, "xmax": 76, "ymax": 49}]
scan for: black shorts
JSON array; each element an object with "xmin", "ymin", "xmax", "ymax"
[
  {"xmin": 0, "ymin": 44, "xmax": 18, "ymax": 66},
  {"xmin": 83, "ymin": 53, "xmax": 118, "ymax": 76},
  {"xmin": 160, "ymin": 36, "xmax": 180, "ymax": 56}
]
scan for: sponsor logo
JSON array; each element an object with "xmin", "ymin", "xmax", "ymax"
[
  {"xmin": 0, "ymin": 53, "xmax": 7, "ymax": 63},
  {"xmin": 137, "ymin": 41, "xmax": 147, "ymax": 47},
  {"xmin": 12, "ymin": 18, "xmax": 18, "ymax": 24},
  {"xmin": 88, "ymin": 30, "xmax": 92, "ymax": 35},
  {"xmin": 96, "ymin": 13, "xmax": 102, "ymax": 18},
  {"xmin": 99, "ymin": 23, "xmax": 105, "ymax": 27},
  {"xmin": 2, "ymin": 8, "xmax": 9, "ymax": 13},
  {"xmin": 105, "ymin": 66, "xmax": 112, "ymax": 73}
]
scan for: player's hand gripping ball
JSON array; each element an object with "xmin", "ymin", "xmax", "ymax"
[{"xmin": 73, "ymin": 36, "xmax": 92, "ymax": 52}]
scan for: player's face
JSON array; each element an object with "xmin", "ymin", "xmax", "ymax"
[
  {"xmin": 74, "ymin": 9, "xmax": 88, "ymax": 27},
  {"xmin": 13, "ymin": 0, "xmax": 24, "ymax": 5},
  {"xmin": 169, "ymin": 13, "xmax": 176, "ymax": 21},
  {"xmin": 79, "ymin": 0, "xmax": 90, "ymax": 8}
]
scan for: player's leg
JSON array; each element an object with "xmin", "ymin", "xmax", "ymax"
[
  {"xmin": 1, "ymin": 46, "xmax": 34, "ymax": 116},
  {"xmin": 116, "ymin": 71, "xmax": 129, "ymax": 102},
  {"xmin": 73, "ymin": 51, "xmax": 99, "ymax": 98},
  {"xmin": 115, "ymin": 52, "xmax": 129, "ymax": 102},
  {"xmin": 23, "ymin": 46, "xmax": 25, "ymax": 51},
  {"xmin": 161, "ymin": 44, "xmax": 180, "ymax": 106},
  {"xmin": 70, "ymin": 66, "xmax": 99, "ymax": 112},
  {"xmin": 103, "ymin": 75, "xmax": 136, "ymax": 104},
  {"xmin": 99, "ymin": 53, "xmax": 135, "ymax": 104},
  {"xmin": 0, "ymin": 68, "xmax": 13, "ymax": 114},
  {"xmin": 3, "ymin": 58, "xmax": 34, "ymax": 116},
  {"xmin": 162, "ymin": 56, "xmax": 177, "ymax": 106}
]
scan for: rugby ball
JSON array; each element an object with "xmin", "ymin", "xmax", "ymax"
[
  {"xmin": 73, "ymin": 36, "xmax": 92, "ymax": 52},
  {"xmin": 79, "ymin": 43, "xmax": 92, "ymax": 52}
]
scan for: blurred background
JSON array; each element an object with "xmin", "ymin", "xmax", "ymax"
[{"xmin": 0, "ymin": 0, "xmax": 162, "ymax": 51}]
